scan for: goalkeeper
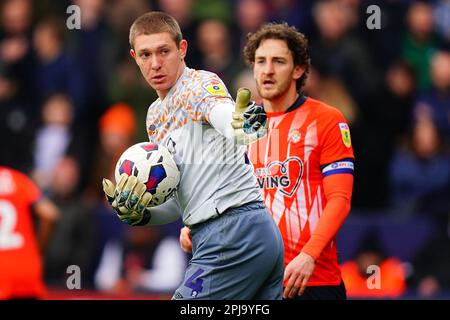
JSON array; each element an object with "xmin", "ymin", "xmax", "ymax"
[{"xmin": 102, "ymin": 11, "xmax": 283, "ymax": 300}]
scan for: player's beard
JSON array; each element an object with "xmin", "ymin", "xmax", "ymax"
[{"xmin": 257, "ymin": 74, "xmax": 292, "ymax": 100}]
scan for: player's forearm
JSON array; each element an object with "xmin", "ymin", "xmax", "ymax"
[
  {"xmin": 208, "ymin": 102, "xmax": 236, "ymax": 140},
  {"xmin": 143, "ymin": 197, "xmax": 182, "ymax": 225},
  {"xmin": 34, "ymin": 198, "xmax": 60, "ymax": 253},
  {"xmin": 301, "ymin": 174, "xmax": 353, "ymax": 260}
]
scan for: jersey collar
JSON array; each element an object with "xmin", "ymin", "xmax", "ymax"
[{"xmin": 263, "ymin": 94, "xmax": 307, "ymax": 117}]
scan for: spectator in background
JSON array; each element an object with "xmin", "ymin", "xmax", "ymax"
[
  {"xmin": 89, "ymin": 102, "xmax": 137, "ymax": 194},
  {"xmin": 0, "ymin": 0, "xmax": 37, "ymax": 172},
  {"xmin": 32, "ymin": 94, "xmax": 74, "ymax": 193},
  {"xmin": 351, "ymin": 61, "xmax": 416, "ymax": 210},
  {"xmin": 433, "ymin": 0, "xmax": 450, "ymax": 42},
  {"xmin": 414, "ymin": 50, "xmax": 450, "ymax": 142},
  {"xmin": 105, "ymin": 0, "xmax": 151, "ymax": 47},
  {"xmin": 94, "ymin": 225, "xmax": 187, "ymax": 295},
  {"xmin": 341, "ymin": 231, "xmax": 407, "ymax": 299},
  {"xmin": 267, "ymin": 0, "xmax": 313, "ymax": 35},
  {"xmin": 32, "ymin": 18, "xmax": 86, "ymax": 115},
  {"xmin": 0, "ymin": 0, "xmax": 34, "ymax": 103},
  {"xmin": 358, "ymin": 0, "xmax": 407, "ymax": 70},
  {"xmin": 0, "ymin": 166, "xmax": 59, "ymax": 299},
  {"xmin": 402, "ymin": 1, "xmax": 440, "ymax": 91},
  {"xmin": 196, "ymin": 19, "xmax": 239, "ymax": 87},
  {"xmin": 303, "ymin": 66, "xmax": 358, "ymax": 125},
  {"xmin": 389, "ymin": 118, "xmax": 450, "ymax": 219},
  {"xmin": 310, "ymin": 0, "xmax": 379, "ymax": 107},
  {"xmin": 44, "ymin": 156, "xmax": 96, "ymax": 289},
  {"xmin": 234, "ymin": 0, "xmax": 268, "ymax": 63},
  {"xmin": 66, "ymin": 0, "xmax": 114, "ymax": 133},
  {"xmin": 411, "ymin": 224, "xmax": 450, "ymax": 298}
]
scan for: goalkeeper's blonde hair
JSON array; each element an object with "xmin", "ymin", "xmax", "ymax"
[{"xmin": 129, "ymin": 11, "xmax": 183, "ymax": 49}]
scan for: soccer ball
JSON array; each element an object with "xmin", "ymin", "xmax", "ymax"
[{"xmin": 114, "ymin": 142, "xmax": 180, "ymax": 207}]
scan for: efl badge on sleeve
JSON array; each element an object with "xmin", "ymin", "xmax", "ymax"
[
  {"xmin": 339, "ymin": 123, "xmax": 352, "ymax": 148},
  {"xmin": 204, "ymin": 83, "xmax": 227, "ymax": 97}
]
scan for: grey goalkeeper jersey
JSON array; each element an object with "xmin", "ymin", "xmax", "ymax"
[{"xmin": 146, "ymin": 67, "xmax": 262, "ymax": 226}]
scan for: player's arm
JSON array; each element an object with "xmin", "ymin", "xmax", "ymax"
[
  {"xmin": 301, "ymin": 173, "xmax": 353, "ymax": 259},
  {"xmin": 140, "ymin": 197, "xmax": 181, "ymax": 226},
  {"xmin": 32, "ymin": 198, "xmax": 60, "ymax": 254},
  {"xmin": 284, "ymin": 173, "xmax": 353, "ymax": 299},
  {"xmin": 208, "ymin": 88, "xmax": 267, "ymax": 145}
]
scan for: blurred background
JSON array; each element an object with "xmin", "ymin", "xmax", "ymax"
[{"xmin": 0, "ymin": 0, "xmax": 449, "ymax": 299}]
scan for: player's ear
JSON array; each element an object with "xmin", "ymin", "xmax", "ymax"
[
  {"xmin": 293, "ymin": 65, "xmax": 305, "ymax": 81},
  {"xmin": 179, "ymin": 39, "xmax": 188, "ymax": 60},
  {"xmin": 130, "ymin": 49, "xmax": 136, "ymax": 60}
]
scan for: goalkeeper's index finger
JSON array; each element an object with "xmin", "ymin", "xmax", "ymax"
[{"xmin": 235, "ymin": 87, "xmax": 251, "ymax": 113}]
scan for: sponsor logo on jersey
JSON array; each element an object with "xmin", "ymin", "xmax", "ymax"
[
  {"xmin": 204, "ymin": 83, "xmax": 227, "ymax": 97},
  {"xmin": 257, "ymin": 157, "xmax": 303, "ymax": 197},
  {"xmin": 339, "ymin": 122, "xmax": 352, "ymax": 148}
]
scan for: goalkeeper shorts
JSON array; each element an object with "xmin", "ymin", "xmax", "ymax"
[{"xmin": 173, "ymin": 201, "xmax": 284, "ymax": 300}]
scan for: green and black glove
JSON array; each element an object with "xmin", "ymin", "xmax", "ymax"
[
  {"xmin": 231, "ymin": 87, "xmax": 268, "ymax": 145},
  {"xmin": 102, "ymin": 173, "xmax": 153, "ymax": 226}
]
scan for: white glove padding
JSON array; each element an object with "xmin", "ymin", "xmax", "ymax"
[
  {"xmin": 231, "ymin": 88, "xmax": 267, "ymax": 145},
  {"xmin": 102, "ymin": 173, "xmax": 153, "ymax": 226}
]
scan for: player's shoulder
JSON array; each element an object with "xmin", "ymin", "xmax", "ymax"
[
  {"xmin": 187, "ymin": 68, "xmax": 229, "ymax": 94},
  {"xmin": 305, "ymin": 97, "xmax": 347, "ymax": 121},
  {"xmin": 189, "ymin": 68, "xmax": 222, "ymax": 82},
  {"xmin": 0, "ymin": 166, "xmax": 34, "ymax": 195},
  {"xmin": 0, "ymin": 166, "xmax": 25, "ymax": 183}
]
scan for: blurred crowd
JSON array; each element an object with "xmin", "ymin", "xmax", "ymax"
[{"xmin": 0, "ymin": 0, "xmax": 449, "ymax": 299}]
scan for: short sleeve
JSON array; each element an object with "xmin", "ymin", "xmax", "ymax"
[{"xmin": 319, "ymin": 111, "xmax": 355, "ymax": 176}]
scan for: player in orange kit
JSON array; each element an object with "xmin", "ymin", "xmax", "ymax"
[
  {"xmin": 243, "ymin": 23, "xmax": 354, "ymax": 300},
  {"xmin": 179, "ymin": 22, "xmax": 354, "ymax": 300},
  {"xmin": 0, "ymin": 166, "xmax": 59, "ymax": 299}
]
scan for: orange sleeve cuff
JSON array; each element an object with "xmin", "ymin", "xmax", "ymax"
[{"xmin": 301, "ymin": 174, "xmax": 353, "ymax": 261}]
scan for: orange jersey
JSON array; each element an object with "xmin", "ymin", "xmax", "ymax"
[
  {"xmin": 0, "ymin": 166, "xmax": 46, "ymax": 299},
  {"xmin": 248, "ymin": 96, "xmax": 355, "ymax": 286}
]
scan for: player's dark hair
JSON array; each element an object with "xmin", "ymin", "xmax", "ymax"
[
  {"xmin": 243, "ymin": 22, "xmax": 311, "ymax": 91},
  {"xmin": 129, "ymin": 11, "xmax": 183, "ymax": 49}
]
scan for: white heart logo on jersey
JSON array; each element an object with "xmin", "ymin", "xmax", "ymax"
[{"xmin": 267, "ymin": 157, "xmax": 303, "ymax": 197}]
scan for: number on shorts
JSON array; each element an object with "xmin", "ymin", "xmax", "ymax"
[{"xmin": 184, "ymin": 268, "xmax": 204, "ymax": 297}]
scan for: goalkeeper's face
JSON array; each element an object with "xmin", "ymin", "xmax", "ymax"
[
  {"xmin": 253, "ymin": 39, "xmax": 303, "ymax": 100},
  {"xmin": 131, "ymin": 32, "xmax": 187, "ymax": 98}
]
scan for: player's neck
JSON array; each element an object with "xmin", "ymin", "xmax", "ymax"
[{"xmin": 263, "ymin": 87, "xmax": 299, "ymax": 113}]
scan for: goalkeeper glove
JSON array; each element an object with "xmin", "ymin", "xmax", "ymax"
[
  {"xmin": 231, "ymin": 88, "xmax": 268, "ymax": 145},
  {"xmin": 102, "ymin": 173, "xmax": 153, "ymax": 226}
]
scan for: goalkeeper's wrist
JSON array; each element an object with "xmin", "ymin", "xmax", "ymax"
[{"xmin": 134, "ymin": 209, "xmax": 152, "ymax": 226}]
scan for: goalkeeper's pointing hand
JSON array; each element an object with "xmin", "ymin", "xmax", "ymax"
[
  {"xmin": 102, "ymin": 173, "xmax": 153, "ymax": 226},
  {"xmin": 231, "ymin": 87, "xmax": 268, "ymax": 145}
]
